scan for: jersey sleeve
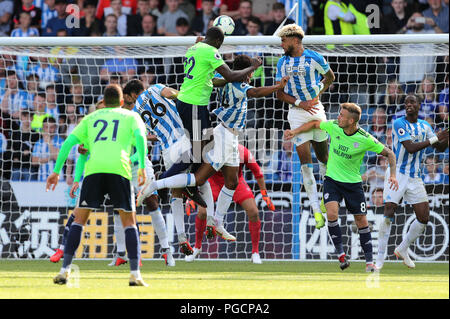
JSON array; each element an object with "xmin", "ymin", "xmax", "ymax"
[
  {"xmin": 70, "ymin": 117, "xmax": 88, "ymax": 144},
  {"xmin": 311, "ymin": 51, "xmax": 330, "ymax": 75},
  {"xmin": 275, "ymin": 57, "xmax": 284, "ymax": 82},
  {"xmin": 152, "ymin": 84, "xmax": 166, "ymax": 96},
  {"xmin": 393, "ymin": 119, "xmax": 411, "ymax": 142},
  {"xmin": 319, "ymin": 120, "xmax": 336, "ymax": 134},
  {"xmin": 365, "ymin": 134, "xmax": 385, "ymax": 154},
  {"xmin": 239, "ymin": 82, "xmax": 253, "ymax": 96},
  {"xmin": 208, "ymin": 48, "xmax": 225, "ymax": 70},
  {"xmin": 424, "ymin": 121, "xmax": 437, "ymax": 140},
  {"xmin": 130, "ymin": 111, "xmax": 147, "ymax": 137}
]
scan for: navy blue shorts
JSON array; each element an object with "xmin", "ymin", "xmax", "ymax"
[
  {"xmin": 176, "ymin": 99, "xmax": 211, "ymax": 141},
  {"xmin": 77, "ymin": 173, "xmax": 135, "ymax": 212},
  {"xmin": 323, "ymin": 176, "xmax": 367, "ymax": 215}
]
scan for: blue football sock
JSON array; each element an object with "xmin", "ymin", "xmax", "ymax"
[
  {"xmin": 358, "ymin": 226, "xmax": 373, "ymax": 264},
  {"xmin": 125, "ymin": 226, "xmax": 140, "ymax": 271},
  {"xmin": 328, "ymin": 219, "xmax": 344, "ymax": 256},
  {"xmin": 61, "ymin": 213, "xmax": 75, "ymax": 249},
  {"xmin": 62, "ymin": 222, "xmax": 83, "ymax": 269}
]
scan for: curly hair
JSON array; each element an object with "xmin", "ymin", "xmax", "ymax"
[{"xmin": 277, "ymin": 24, "xmax": 305, "ymax": 40}]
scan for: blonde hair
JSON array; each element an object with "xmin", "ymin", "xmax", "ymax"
[
  {"xmin": 277, "ymin": 24, "xmax": 305, "ymax": 40},
  {"xmin": 385, "ymin": 78, "xmax": 405, "ymax": 105},
  {"xmin": 417, "ymin": 76, "xmax": 437, "ymax": 102},
  {"xmin": 341, "ymin": 103, "xmax": 362, "ymax": 123}
]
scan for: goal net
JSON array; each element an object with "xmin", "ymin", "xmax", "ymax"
[{"xmin": 0, "ymin": 35, "xmax": 448, "ymax": 262}]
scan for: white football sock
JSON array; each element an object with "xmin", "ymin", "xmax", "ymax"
[
  {"xmin": 398, "ymin": 219, "xmax": 427, "ymax": 252},
  {"xmin": 319, "ymin": 161, "xmax": 327, "ymax": 179},
  {"xmin": 171, "ymin": 197, "xmax": 186, "ymax": 237},
  {"xmin": 377, "ymin": 217, "xmax": 392, "ymax": 261},
  {"xmin": 114, "ymin": 214, "xmax": 126, "ymax": 254},
  {"xmin": 155, "ymin": 173, "xmax": 196, "ymax": 190},
  {"xmin": 199, "ymin": 181, "xmax": 215, "ymax": 217},
  {"xmin": 215, "ymin": 186, "xmax": 235, "ymax": 226},
  {"xmin": 301, "ymin": 164, "xmax": 321, "ymax": 213},
  {"xmin": 149, "ymin": 209, "xmax": 169, "ymax": 249}
]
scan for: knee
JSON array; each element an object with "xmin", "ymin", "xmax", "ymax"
[
  {"xmin": 225, "ymin": 178, "xmax": 238, "ymax": 190},
  {"xmin": 198, "ymin": 208, "xmax": 207, "ymax": 220},
  {"xmin": 195, "ymin": 174, "xmax": 207, "ymax": 186},
  {"xmin": 417, "ymin": 215, "xmax": 429, "ymax": 224},
  {"xmin": 145, "ymin": 195, "xmax": 159, "ymax": 211},
  {"xmin": 384, "ymin": 203, "xmax": 397, "ymax": 218},
  {"xmin": 247, "ymin": 209, "xmax": 260, "ymax": 222}
]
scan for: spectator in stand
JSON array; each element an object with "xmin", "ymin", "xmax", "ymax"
[
  {"xmin": 175, "ymin": 16, "xmax": 193, "ymax": 36},
  {"xmin": 73, "ymin": 0, "xmax": 103, "ymax": 36},
  {"xmin": 382, "ymin": 0, "xmax": 412, "ymax": 34},
  {"xmin": 443, "ymin": 161, "xmax": 449, "ymax": 184},
  {"xmin": 418, "ymin": 76, "xmax": 439, "ymax": 124},
  {"xmin": 232, "ymin": 0, "xmax": 255, "ymax": 35},
  {"xmin": 264, "ymin": 2, "xmax": 295, "ymax": 35},
  {"xmin": 127, "ymin": 0, "xmax": 151, "ymax": 36},
  {"xmin": 13, "ymin": 0, "xmax": 42, "ymax": 29},
  {"xmin": 157, "ymin": 0, "xmax": 188, "ymax": 36},
  {"xmin": 217, "ymin": 0, "xmax": 240, "ymax": 18},
  {"xmin": 0, "ymin": 70, "xmax": 28, "ymax": 119},
  {"xmin": 138, "ymin": 13, "xmax": 158, "ymax": 35},
  {"xmin": 236, "ymin": 17, "xmax": 264, "ymax": 57},
  {"xmin": 423, "ymin": 155, "xmax": 445, "ymax": 184},
  {"xmin": 398, "ymin": 12, "xmax": 442, "ymax": 93},
  {"xmin": 10, "ymin": 110, "xmax": 40, "ymax": 180},
  {"xmin": 437, "ymin": 74, "xmax": 449, "ymax": 128},
  {"xmin": 377, "ymin": 79, "xmax": 405, "ymax": 123},
  {"xmin": 69, "ymin": 80, "xmax": 92, "ymax": 115},
  {"xmin": 30, "ymin": 92, "xmax": 51, "ymax": 132},
  {"xmin": 44, "ymin": 83, "xmax": 60, "ymax": 120},
  {"xmin": 31, "ymin": 116, "xmax": 64, "ymax": 181},
  {"xmin": 385, "ymin": 126, "xmax": 393, "ymax": 149},
  {"xmin": 109, "ymin": 0, "xmax": 129, "ymax": 36},
  {"xmin": 369, "ymin": 188, "xmax": 384, "ymax": 208},
  {"xmin": 167, "ymin": 0, "xmax": 195, "ymax": 22},
  {"xmin": 191, "ymin": 0, "xmax": 217, "ymax": 36},
  {"xmin": 149, "ymin": 0, "xmax": 161, "ymax": 17},
  {"xmin": 95, "ymin": 0, "xmax": 137, "ymax": 19},
  {"xmin": 39, "ymin": 0, "xmax": 57, "ymax": 32},
  {"xmin": 58, "ymin": 97, "xmax": 79, "ymax": 138},
  {"xmin": 100, "ymin": 55, "xmax": 138, "ymax": 84},
  {"xmin": 273, "ymin": 1, "xmax": 314, "ymax": 34},
  {"xmin": 30, "ymin": 56, "xmax": 60, "ymax": 90},
  {"xmin": 423, "ymin": 0, "xmax": 449, "ymax": 33},
  {"xmin": 362, "ymin": 156, "xmax": 388, "ymax": 195},
  {"xmin": 11, "ymin": 10, "xmax": 39, "ymax": 36},
  {"xmin": 368, "ymin": 107, "xmax": 387, "ymax": 144},
  {"xmin": 103, "ymin": 13, "xmax": 120, "ymax": 36},
  {"xmin": 0, "ymin": 0, "xmax": 13, "ymax": 36},
  {"xmin": 138, "ymin": 65, "xmax": 156, "ymax": 88},
  {"xmin": 43, "ymin": 0, "xmax": 73, "ymax": 35},
  {"xmin": 24, "ymin": 72, "xmax": 39, "ymax": 109}
]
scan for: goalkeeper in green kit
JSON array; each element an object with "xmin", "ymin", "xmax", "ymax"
[
  {"xmin": 46, "ymin": 84, "xmax": 149, "ymax": 287},
  {"xmin": 285, "ymin": 103, "xmax": 399, "ymax": 272}
]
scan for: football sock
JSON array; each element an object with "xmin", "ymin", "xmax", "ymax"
[
  {"xmin": 358, "ymin": 226, "xmax": 373, "ymax": 264},
  {"xmin": 249, "ymin": 220, "xmax": 261, "ymax": 254},
  {"xmin": 215, "ymin": 186, "xmax": 235, "ymax": 226},
  {"xmin": 60, "ymin": 213, "xmax": 75, "ymax": 250},
  {"xmin": 62, "ymin": 222, "xmax": 83, "ymax": 269},
  {"xmin": 155, "ymin": 173, "xmax": 196, "ymax": 190},
  {"xmin": 170, "ymin": 197, "xmax": 186, "ymax": 238},
  {"xmin": 377, "ymin": 217, "xmax": 393, "ymax": 262},
  {"xmin": 301, "ymin": 164, "xmax": 321, "ymax": 213},
  {"xmin": 319, "ymin": 161, "xmax": 327, "ymax": 179},
  {"xmin": 160, "ymin": 162, "xmax": 191, "ymax": 179},
  {"xmin": 398, "ymin": 219, "xmax": 427, "ymax": 252},
  {"xmin": 124, "ymin": 226, "xmax": 140, "ymax": 271},
  {"xmin": 199, "ymin": 181, "xmax": 215, "ymax": 217},
  {"xmin": 195, "ymin": 215, "xmax": 207, "ymax": 249},
  {"xmin": 149, "ymin": 209, "xmax": 169, "ymax": 249},
  {"xmin": 327, "ymin": 219, "xmax": 344, "ymax": 256},
  {"xmin": 114, "ymin": 213, "xmax": 126, "ymax": 255}
]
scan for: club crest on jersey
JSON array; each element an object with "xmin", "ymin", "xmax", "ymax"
[
  {"xmin": 286, "ymin": 65, "xmax": 306, "ymax": 77},
  {"xmin": 354, "ymin": 142, "xmax": 359, "ymax": 148}
]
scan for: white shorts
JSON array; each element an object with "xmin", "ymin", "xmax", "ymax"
[
  {"xmin": 131, "ymin": 157, "xmax": 155, "ymax": 191},
  {"xmin": 383, "ymin": 171, "xmax": 428, "ymax": 205},
  {"xmin": 205, "ymin": 124, "xmax": 239, "ymax": 171},
  {"xmin": 288, "ymin": 101, "xmax": 328, "ymax": 146},
  {"xmin": 162, "ymin": 134, "xmax": 192, "ymax": 170}
]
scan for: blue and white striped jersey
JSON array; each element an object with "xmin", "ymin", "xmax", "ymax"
[
  {"xmin": 30, "ymin": 64, "xmax": 60, "ymax": 83},
  {"xmin": 32, "ymin": 135, "xmax": 64, "ymax": 181},
  {"xmin": 393, "ymin": 116, "xmax": 436, "ymax": 178},
  {"xmin": 276, "ymin": 49, "xmax": 330, "ymax": 102},
  {"xmin": 0, "ymin": 90, "xmax": 29, "ymax": 115},
  {"xmin": 213, "ymin": 81, "xmax": 253, "ymax": 131},
  {"xmin": 132, "ymin": 84, "xmax": 185, "ymax": 150},
  {"xmin": 38, "ymin": 2, "xmax": 58, "ymax": 29},
  {"xmin": 10, "ymin": 27, "xmax": 39, "ymax": 37},
  {"xmin": 278, "ymin": 0, "xmax": 314, "ymax": 33}
]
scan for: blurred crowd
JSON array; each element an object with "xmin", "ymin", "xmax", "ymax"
[{"xmin": 0, "ymin": 0, "xmax": 448, "ymax": 195}]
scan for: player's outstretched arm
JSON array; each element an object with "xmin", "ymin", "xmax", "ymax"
[
  {"xmin": 216, "ymin": 57, "xmax": 262, "ymax": 83},
  {"xmin": 284, "ymin": 120, "xmax": 322, "ymax": 140},
  {"xmin": 212, "ymin": 77, "xmax": 228, "ymax": 87},
  {"xmin": 161, "ymin": 87, "xmax": 179, "ymax": 100},
  {"xmin": 46, "ymin": 134, "xmax": 81, "ymax": 191},
  {"xmin": 379, "ymin": 146, "xmax": 399, "ymax": 191},
  {"xmin": 402, "ymin": 128, "xmax": 449, "ymax": 154},
  {"xmin": 247, "ymin": 76, "xmax": 289, "ymax": 98}
]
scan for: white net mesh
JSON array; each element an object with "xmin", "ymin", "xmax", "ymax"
[{"xmin": 0, "ymin": 36, "xmax": 448, "ymax": 261}]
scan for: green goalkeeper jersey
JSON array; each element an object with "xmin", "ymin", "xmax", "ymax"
[
  {"xmin": 177, "ymin": 42, "xmax": 225, "ymax": 106},
  {"xmin": 70, "ymin": 107, "xmax": 146, "ymax": 180},
  {"xmin": 320, "ymin": 120, "xmax": 385, "ymax": 183}
]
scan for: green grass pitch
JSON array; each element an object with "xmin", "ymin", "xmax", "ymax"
[{"xmin": 0, "ymin": 260, "xmax": 448, "ymax": 299}]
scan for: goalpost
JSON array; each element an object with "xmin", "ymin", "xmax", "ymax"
[{"xmin": 0, "ymin": 34, "xmax": 448, "ymax": 262}]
